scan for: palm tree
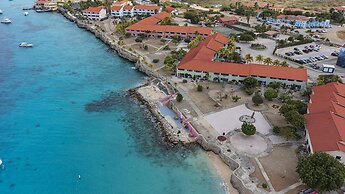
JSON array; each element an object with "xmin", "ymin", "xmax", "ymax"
[
  {"xmin": 280, "ymin": 61, "xmax": 289, "ymax": 67},
  {"xmin": 264, "ymin": 57, "xmax": 273, "ymax": 66},
  {"xmin": 244, "ymin": 54, "xmax": 253, "ymax": 64},
  {"xmin": 255, "ymin": 55, "xmax": 264, "ymax": 64},
  {"xmin": 272, "ymin": 59, "xmax": 280, "ymax": 66}
]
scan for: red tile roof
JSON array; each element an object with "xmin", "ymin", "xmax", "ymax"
[
  {"xmin": 218, "ymin": 16, "xmax": 238, "ymax": 22},
  {"xmin": 264, "ymin": 30, "xmax": 280, "ymax": 36},
  {"xmin": 336, "ymin": 6, "xmax": 345, "ymax": 11},
  {"xmin": 82, "ymin": 6, "xmax": 105, "ymax": 13},
  {"xmin": 177, "ymin": 33, "xmax": 307, "ymax": 81},
  {"xmin": 134, "ymin": 5, "xmax": 161, "ymax": 11},
  {"xmin": 126, "ymin": 12, "xmax": 213, "ymax": 36},
  {"xmin": 306, "ymin": 82, "xmax": 345, "ymax": 152},
  {"xmin": 123, "ymin": 5, "xmax": 134, "ymax": 10},
  {"xmin": 164, "ymin": 6, "xmax": 175, "ymax": 13},
  {"xmin": 111, "ymin": 6, "xmax": 122, "ymax": 11},
  {"xmin": 277, "ymin": 15, "xmax": 309, "ymax": 21}
]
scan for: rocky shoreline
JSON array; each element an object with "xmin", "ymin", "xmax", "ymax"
[{"xmin": 58, "ymin": 9, "xmax": 264, "ymax": 194}]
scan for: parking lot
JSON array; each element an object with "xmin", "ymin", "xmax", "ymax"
[{"xmin": 276, "ymin": 43, "xmax": 339, "ymax": 66}]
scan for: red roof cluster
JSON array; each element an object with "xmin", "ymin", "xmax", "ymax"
[
  {"xmin": 277, "ymin": 14, "xmax": 309, "ymax": 21},
  {"xmin": 177, "ymin": 33, "xmax": 307, "ymax": 81},
  {"xmin": 126, "ymin": 12, "xmax": 213, "ymax": 35},
  {"xmin": 306, "ymin": 82, "xmax": 345, "ymax": 152},
  {"xmin": 82, "ymin": 6, "xmax": 105, "ymax": 13}
]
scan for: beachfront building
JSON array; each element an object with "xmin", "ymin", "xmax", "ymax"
[
  {"xmin": 82, "ymin": 6, "xmax": 107, "ymax": 21},
  {"xmin": 133, "ymin": 5, "xmax": 162, "ymax": 16},
  {"xmin": 34, "ymin": 0, "xmax": 58, "ymax": 10},
  {"xmin": 111, "ymin": 5, "xmax": 161, "ymax": 18},
  {"xmin": 305, "ymin": 82, "xmax": 345, "ymax": 163},
  {"xmin": 265, "ymin": 15, "xmax": 331, "ymax": 28},
  {"xmin": 176, "ymin": 33, "xmax": 307, "ymax": 90},
  {"xmin": 125, "ymin": 12, "xmax": 213, "ymax": 39}
]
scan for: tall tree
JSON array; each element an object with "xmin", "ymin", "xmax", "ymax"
[
  {"xmin": 263, "ymin": 57, "xmax": 273, "ymax": 65},
  {"xmin": 244, "ymin": 54, "xmax": 253, "ymax": 64},
  {"xmin": 255, "ymin": 55, "xmax": 264, "ymax": 63},
  {"xmin": 297, "ymin": 152, "xmax": 345, "ymax": 192},
  {"xmin": 272, "ymin": 59, "xmax": 280, "ymax": 66}
]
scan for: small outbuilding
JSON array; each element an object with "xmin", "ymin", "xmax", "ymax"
[
  {"xmin": 264, "ymin": 30, "xmax": 280, "ymax": 38},
  {"xmin": 217, "ymin": 16, "xmax": 238, "ymax": 26},
  {"xmin": 321, "ymin": 64, "xmax": 335, "ymax": 73}
]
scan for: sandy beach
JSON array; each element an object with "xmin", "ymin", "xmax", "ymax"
[{"xmin": 207, "ymin": 151, "xmax": 240, "ymax": 194}]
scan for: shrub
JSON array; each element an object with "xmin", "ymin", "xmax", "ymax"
[
  {"xmin": 245, "ymin": 87, "xmax": 255, "ymax": 95},
  {"xmin": 143, "ymin": 45, "xmax": 148, "ymax": 50},
  {"xmin": 241, "ymin": 122, "xmax": 256, "ymax": 136},
  {"xmin": 232, "ymin": 95, "xmax": 241, "ymax": 102},
  {"xmin": 135, "ymin": 37, "xmax": 143, "ymax": 42},
  {"xmin": 163, "ymin": 45, "xmax": 170, "ymax": 50},
  {"xmin": 262, "ymin": 183, "xmax": 268, "ymax": 189},
  {"xmin": 152, "ymin": 59, "xmax": 159, "ymax": 63},
  {"xmin": 252, "ymin": 92, "xmax": 263, "ymax": 106},
  {"xmin": 182, "ymin": 79, "xmax": 187, "ymax": 83},
  {"xmin": 264, "ymin": 87, "xmax": 278, "ymax": 101},
  {"xmin": 243, "ymin": 77, "xmax": 259, "ymax": 89},
  {"xmin": 176, "ymin": 93, "xmax": 183, "ymax": 102},
  {"xmin": 197, "ymin": 85, "xmax": 203, "ymax": 92},
  {"xmin": 273, "ymin": 126, "xmax": 280, "ymax": 134}
]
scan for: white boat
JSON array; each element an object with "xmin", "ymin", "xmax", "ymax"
[
  {"xmin": 0, "ymin": 9, "xmax": 3, "ymax": 14},
  {"xmin": 19, "ymin": 42, "xmax": 33, "ymax": 47},
  {"xmin": 1, "ymin": 17, "xmax": 11, "ymax": 24},
  {"xmin": 24, "ymin": 11, "xmax": 29, "ymax": 16}
]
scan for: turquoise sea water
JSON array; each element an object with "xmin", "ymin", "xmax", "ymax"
[{"xmin": 0, "ymin": 1, "xmax": 226, "ymax": 193}]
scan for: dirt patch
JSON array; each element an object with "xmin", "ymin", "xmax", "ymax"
[
  {"xmin": 258, "ymin": 145, "xmax": 300, "ymax": 192},
  {"xmin": 337, "ymin": 31, "xmax": 345, "ymax": 40},
  {"xmin": 250, "ymin": 158, "xmax": 270, "ymax": 192}
]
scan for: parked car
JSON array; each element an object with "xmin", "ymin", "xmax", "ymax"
[
  {"xmin": 331, "ymin": 52, "xmax": 339, "ymax": 56},
  {"xmin": 321, "ymin": 54, "xmax": 328, "ymax": 59}
]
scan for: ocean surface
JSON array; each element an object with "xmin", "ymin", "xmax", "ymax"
[{"xmin": 0, "ymin": 1, "xmax": 226, "ymax": 193}]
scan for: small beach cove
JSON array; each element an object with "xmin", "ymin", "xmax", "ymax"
[{"xmin": 0, "ymin": 0, "xmax": 227, "ymax": 193}]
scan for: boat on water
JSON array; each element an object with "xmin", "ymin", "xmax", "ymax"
[
  {"xmin": 0, "ymin": 9, "xmax": 3, "ymax": 14},
  {"xmin": 24, "ymin": 11, "xmax": 29, "ymax": 16},
  {"xmin": 1, "ymin": 17, "xmax": 12, "ymax": 24},
  {"xmin": 19, "ymin": 42, "xmax": 33, "ymax": 47},
  {"xmin": 35, "ymin": 9, "xmax": 51, "ymax": 13}
]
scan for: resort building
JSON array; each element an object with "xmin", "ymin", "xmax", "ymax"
[
  {"xmin": 176, "ymin": 33, "xmax": 307, "ymax": 90},
  {"xmin": 125, "ymin": 12, "xmax": 213, "ymax": 39},
  {"xmin": 111, "ymin": 5, "xmax": 162, "ymax": 18},
  {"xmin": 34, "ymin": 0, "xmax": 58, "ymax": 10},
  {"xmin": 82, "ymin": 6, "xmax": 107, "ymax": 21},
  {"xmin": 265, "ymin": 15, "xmax": 331, "ymax": 28},
  {"xmin": 305, "ymin": 82, "xmax": 345, "ymax": 163},
  {"xmin": 216, "ymin": 16, "xmax": 238, "ymax": 26}
]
